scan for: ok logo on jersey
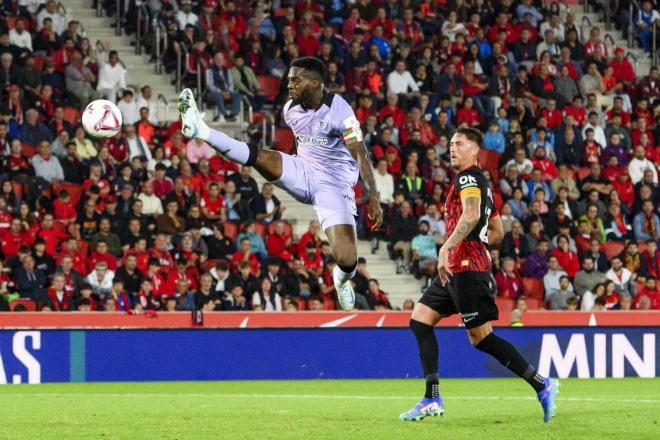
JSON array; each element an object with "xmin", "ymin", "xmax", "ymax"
[{"xmin": 459, "ymin": 175, "xmax": 478, "ymax": 188}]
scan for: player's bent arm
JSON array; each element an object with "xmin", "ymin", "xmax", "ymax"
[
  {"xmin": 347, "ymin": 141, "xmax": 379, "ymax": 199},
  {"xmin": 442, "ymin": 195, "xmax": 481, "ymax": 251},
  {"xmin": 487, "ymin": 214, "xmax": 504, "ymax": 246}
]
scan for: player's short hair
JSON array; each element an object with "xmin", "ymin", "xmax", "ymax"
[
  {"xmin": 454, "ymin": 127, "xmax": 483, "ymax": 149},
  {"xmin": 291, "ymin": 57, "xmax": 325, "ymax": 81}
]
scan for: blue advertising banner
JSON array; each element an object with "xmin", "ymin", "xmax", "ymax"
[{"xmin": 0, "ymin": 328, "xmax": 657, "ymax": 383}]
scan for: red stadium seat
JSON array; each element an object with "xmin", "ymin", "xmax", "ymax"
[
  {"xmin": 33, "ymin": 54, "xmax": 46, "ymax": 71},
  {"xmin": 296, "ymin": 297, "xmax": 306, "ymax": 311},
  {"xmin": 254, "ymin": 222, "xmax": 266, "ymax": 237},
  {"xmin": 637, "ymin": 242, "xmax": 647, "ymax": 254},
  {"xmin": 257, "ymin": 75, "xmax": 280, "ymax": 103},
  {"xmin": 273, "ymin": 8, "xmax": 287, "ymax": 17},
  {"xmin": 478, "ymin": 149, "xmax": 501, "ymax": 181},
  {"xmin": 223, "ymin": 221, "xmax": 238, "ymax": 241},
  {"xmin": 63, "ymin": 106, "xmax": 80, "ymax": 125},
  {"xmin": 273, "ymin": 127, "xmax": 295, "ymax": 154},
  {"xmin": 577, "ymin": 167, "xmax": 591, "ymax": 180},
  {"xmin": 203, "ymin": 259, "xmax": 219, "ymax": 272},
  {"xmin": 495, "ymin": 297, "xmax": 514, "ymax": 311},
  {"xmin": 9, "ymin": 298, "xmax": 36, "ymax": 311},
  {"xmin": 12, "ymin": 181, "xmax": 23, "ymax": 199},
  {"xmin": 525, "ymin": 298, "xmax": 542, "ymax": 310},
  {"xmin": 323, "ymin": 299, "xmax": 336, "ymax": 310},
  {"xmin": 21, "ymin": 143, "xmax": 36, "ymax": 158},
  {"xmin": 522, "ymin": 277, "xmax": 544, "ymax": 301},
  {"xmin": 5, "ymin": 17, "xmax": 17, "ymax": 30},
  {"xmin": 267, "ymin": 221, "xmax": 293, "ymax": 237},
  {"xmin": 78, "ymin": 240, "xmax": 89, "ymax": 257},
  {"xmin": 601, "ymin": 241, "xmax": 625, "ymax": 260}
]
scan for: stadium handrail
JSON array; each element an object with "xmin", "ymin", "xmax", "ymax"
[
  {"xmin": 626, "ymin": 50, "xmax": 640, "ymax": 73},
  {"xmin": 580, "ymin": 15, "xmax": 593, "ymax": 44},
  {"xmin": 1, "ymin": 311, "xmax": 659, "ymax": 329}
]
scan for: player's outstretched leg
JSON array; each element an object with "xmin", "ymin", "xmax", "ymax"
[
  {"xmin": 469, "ymin": 325, "xmax": 559, "ymax": 423},
  {"xmin": 400, "ymin": 304, "xmax": 445, "ymax": 422},
  {"xmin": 179, "ymin": 88, "xmax": 282, "ymax": 180},
  {"xmin": 326, "ymin": 225, "xmax": 358, "ymax": 311}
]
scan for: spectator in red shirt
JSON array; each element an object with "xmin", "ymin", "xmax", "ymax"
[
  {"xmin": 301, "ymin": 240, "xmax": 324, "ymax": 277},
  {"xmin": 378, "ymin": 93, "xmax": 407, "ymax": 128},
  {"xmin": 0, "ymin": 218, "xmax": 34, "ymax": 258},
  {"xmin": 57, "ymin": 237, "xmax": 87, "ymax": 275},
  {"xmin": 610, "ymin": 47, "xmax": 636, "ymax": 85},
  {"xmin": 266, "ymin": 221, "xmax": 294, "ymax": 262},
  {"xmin": 495, "ymin": 257, "xmax": 523, "ymax": 299},
  {"xmin": 145, "ymin": 257, "xmax": 166, "ymax": 298},
  {"xmin": 531, "ymin": 146, "xmax": 558, "ymax": 181},
  {"xmin": 231, "ymin": 237, "xmax": 260, "ymax": 275},
  {"xmin": 200, "ymin": 182, "xmax": 226, "ymax": 222},
  {"xmin": 540, "ymin": 99, "xmax": 563, "ymax": 130},
  {"xmin": 563, "ymin": 96, "xmax": 587, "ymax": 127},
  {"xmin": 296, "ymin": 24, "xmax": 321, "ymax": 57},
  {"xmin": 551, "ymin": 234, "xmax": 580, "ymax": 278},
  {"xmin": 150, "ymin": 234, "xmax": 175, "ymax": 276},
  {"xmin": 152, "ymin": 163, "xmax": 174, "ymax": 199},
  {"xmin": 219, "ymin": 1, "xmax": 248, "ymax": 37},
  {"xmin": 297, "ymin": 220, "xmax": 321, "ymax": 258},
  {"xmin": 52, "ymin": 190, "xmax": 77, "ymax": 226},
  {"xmin": 87, "ymin": 240, "xmax": 117, "ymax": 273},
  {"xmin": 456, "ymin": 96, "xmax": 482, "ymax": 127},
  {"xmin": 633, "ymin": 276, "xmax": 660, "ymax": 309},
  {"xmin": 37, "ymin": 213, "xmax": 69, "ymax": 256},
  {"xmin": 365, "ymin": 278, "xmax": 392, "ymax": 310},
  {"xmin": 164, "ymin": 258, "xmax": 199, "ymax": 293}
]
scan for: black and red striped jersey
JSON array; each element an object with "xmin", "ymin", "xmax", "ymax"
[{"xmin": 444, "ymin": 165, "xmax": 497, "ymax": 273}]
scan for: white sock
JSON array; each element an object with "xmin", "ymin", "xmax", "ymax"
[
  {"xmin": 333, "ymin": 264, "xmax": 356, "ymax": 285},
  {"xmin": 205, "ymin": 127, "xmax": 250, "ymax": 165}
]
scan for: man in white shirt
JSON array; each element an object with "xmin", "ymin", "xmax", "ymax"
[
  {"xmin": 386, "ymin": 59, "xmax": 419, "ymax": 109},
  {"xmin": 124, "ymin": 124, "xmax": 152, "ymax": 161},
  {"xmin": 9, "ymin": 17, "xmax": 32, "ymax": 52},
  {"xmin": 606, "ymin": 256, "xmax": 637, "ymax": 297},
  {"xmin": 37, "ymin": 0, "xmax": 65, "ymax": 33},
  {"xmin": 19, "ymin": 0, "xmax": 44, "ymax": 16},
  {"xmin": 97, "ymin": 51, "xmax": 127, "ymax": 103},
  {"xmin": 373, "ymin": 159, "xmax": 394, "ymax": 204},
  {"xmin": 418, "ymin": 203, "xmax": 446, "ymax": 238},
  {"xmin": 176, "ymin": 0, "xmax": 199, "ymax": 29},
  {"xmin": 628, "ymin": 145, "xmax": 658, "ymax": 184},
  {"xmin": 539, "ymin": 14, "xmax": 565, "ymax": 43},
  {"xmin": 135, "ymin": 85, "xmax": 159, "ymax": 125},
  {"xmin": 581, "ymin": 111, "xmax": 607, "ymax": 148},
  {"xmin": 137, "ymin": 180, "xmax": 163, "ymax": 216},
  {"xmin": 543, "ymin": 255, "xmax": 570, "ymax": 299},
  {"xmin": 117, "ymin": 89, "xmax": 139, "ymax": 125}
]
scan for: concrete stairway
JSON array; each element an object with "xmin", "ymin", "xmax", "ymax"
[
  {"xmin": 60, "ymin": 0, "xmax": 179, "ymax": 121},
  {"xmin": 571, "ymin": 5, "xmax": 653, "ymax": 76},
  {"xmin": 250, "ymin": 170, "xmax": 424, "ymax": 309}
]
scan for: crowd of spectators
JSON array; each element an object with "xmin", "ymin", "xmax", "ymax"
[{"xmin": 2, "ymin": 0, "xmax": 660, "ymax": 314}]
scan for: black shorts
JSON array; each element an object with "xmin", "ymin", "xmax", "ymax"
[{"xmin": 419, "ymin": 271, "xmax": 499, "ymax": 329}]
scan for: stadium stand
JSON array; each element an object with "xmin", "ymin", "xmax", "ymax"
[{"xmin": 0, "ymin": 0, "xmax": 659, "ymax": 316}]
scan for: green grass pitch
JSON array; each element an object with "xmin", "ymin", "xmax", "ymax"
[{"xmin": 1, "ymin": 378, "xmax": 658, "ymax": 440}]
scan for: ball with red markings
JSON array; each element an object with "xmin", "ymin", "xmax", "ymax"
[{"xmin": 82, "ymin": 99, "xmax": 123, "ymax": 139}]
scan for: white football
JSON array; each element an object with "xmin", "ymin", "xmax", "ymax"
[{"xmin": 82, "ymin": 99, "xmax": 123, "ymax": 138}]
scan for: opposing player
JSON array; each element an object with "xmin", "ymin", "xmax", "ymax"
[
  {"xmin": 400, "ymin": 128, "xmax": 559, "ymax": 423},
  {"xmin": 178, "ymin": 57, "xmax": 383, "ymax": 311}
]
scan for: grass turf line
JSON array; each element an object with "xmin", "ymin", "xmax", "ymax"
[{"xmin": 0, "ymin": 378, "xmax": 658, "ymax": 440}]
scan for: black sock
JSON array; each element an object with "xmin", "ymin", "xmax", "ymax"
[
  {"xmin": 475, "ymin": 333, "xmax": 546, "ymax": 393},
  {"xmin": 410, "ymin": 319, "xmax": 439, "ymax": 399}
]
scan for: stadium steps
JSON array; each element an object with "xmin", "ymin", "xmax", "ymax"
[
  {"xmin": 251, "ymin": 170, "xmax": 424, "ymax": 308},
  {"xmin": 61, "ymin": 0, "xmax": 245, "ymax": 129},
  {"xmin": 571, "ymin": 7, "xmax": 652, "ymax": 76}
]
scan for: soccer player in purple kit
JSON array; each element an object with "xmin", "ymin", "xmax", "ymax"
[{"xmin": 178, "ymin": 57, "xmax": 383, "ymax": 310}]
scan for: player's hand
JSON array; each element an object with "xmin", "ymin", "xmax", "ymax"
[
  {"xmin": 368, "ymin": 195, "xmax": 383, "ymax": 230},
  {"xmin": 437, "ymin": 246, "xmax": 453, "ymax": 287}
]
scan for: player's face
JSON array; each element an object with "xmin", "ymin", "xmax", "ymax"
[
  {"xmin": 449, "ymin": 133, "xmax": 478, "ymax": 170},
  {"xmin": 287, "ymin": 67, "xmax": 318, "ymax": 102}
]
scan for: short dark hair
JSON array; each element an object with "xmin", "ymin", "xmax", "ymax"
[
  {"xmin": 291, "ymin": 57, "xmax": 325, "ymax": 80},
  {"xmin": 454, "ymin": 127, "xmax": 483, "ymax": 148}
]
